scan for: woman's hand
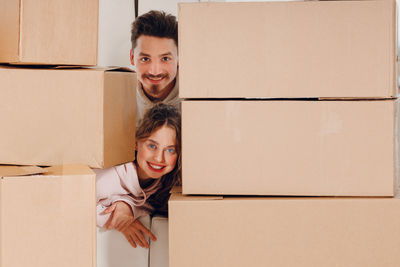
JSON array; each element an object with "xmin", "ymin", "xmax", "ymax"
[
  {"xmin": 121, "ymin": 220, "xmax": 157, "ymax": 248},
  {"xmin": 103, "ymin": 201, "xmax": 134, "ymax": 231}
]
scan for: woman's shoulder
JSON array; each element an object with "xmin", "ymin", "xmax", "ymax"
[{"xmin": 93, "ymin": 161, "xmax": 136, "ymax": 179}]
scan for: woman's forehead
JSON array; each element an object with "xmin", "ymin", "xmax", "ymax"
[{"xmin": 144, "ymin": 125, "xmax": 177, "ymax": 146}]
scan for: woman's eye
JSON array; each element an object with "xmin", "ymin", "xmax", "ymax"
[
  {"xmin": 148, "ymin": 143, "xmax": 156, "ymax": 149},
  {"xmin": 166, "ymin": 148, "xmax": 176, "ymax": 154}
]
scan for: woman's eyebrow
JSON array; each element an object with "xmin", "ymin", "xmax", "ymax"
[{"xmin": 147, "ymin": 139, "xmax": 159, "ymax": 144}]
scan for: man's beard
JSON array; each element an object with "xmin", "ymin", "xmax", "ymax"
[
  {"xmin": 143, "ymin": 74, "xmax": 169, "ymax": 89},
  {"xmin": 142, "ymin": 73, "xmax": 170, "ymax": 100}
]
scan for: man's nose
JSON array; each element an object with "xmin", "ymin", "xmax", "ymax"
[{"xmin": 149, "ymin": 61, "xmax": 161, "ymax": 75}]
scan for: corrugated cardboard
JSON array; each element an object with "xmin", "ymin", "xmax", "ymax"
[
  {"xmin": 169, "ymin": 192, "xmax": 400, "ymax": 267},
  {"xmin": 179, "ymin": 0, "xmax": 397, "ymax": 98},
  {"xmin": 0, "ymin": 0, "xmax": 98, "ymax": 65},
  {"xmin": 0, "ymin": 164, "xmax": 96, "ymax": 267},
  {"xmin": 0, "ymin": 66, "xmax": 137, "ymax": 168},
  {"xmin": 182, "ymin": 100, "xmax": 398, "ymax": 196}
]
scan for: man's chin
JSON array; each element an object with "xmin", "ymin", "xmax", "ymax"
[{"xmin": 140, "ymin": 79, "xmax": 175, "ymax": 101}]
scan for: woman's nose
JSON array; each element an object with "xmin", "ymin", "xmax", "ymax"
[{"xmin": 154, "ymin": 150, "xmax": 165, "ymax": 162}]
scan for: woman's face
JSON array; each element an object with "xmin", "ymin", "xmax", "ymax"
[{"xmin": 136, "ymin": 125, "xmax": 178, "ymax": 180}]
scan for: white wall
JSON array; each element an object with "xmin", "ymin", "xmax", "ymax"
[
  {"xmin": 139, "ymin": 0, "xmax": 199, "ymax": 17},
  {"xmin": 97, "ymin": 0, "xmax": 136, "ymax": 68}
]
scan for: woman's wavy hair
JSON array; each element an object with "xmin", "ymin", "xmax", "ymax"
[{"xmin": 136, "ymin": 103, "xmax": 181, "ymax": 215}]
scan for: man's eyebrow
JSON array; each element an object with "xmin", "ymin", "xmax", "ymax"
[
  {"xmin": 160, "ymin": 52, "xmax": 173, "ymax": 57},
  {"xmin": 139, "ymin": 52, "xmax": 150, "ymax": 57}
]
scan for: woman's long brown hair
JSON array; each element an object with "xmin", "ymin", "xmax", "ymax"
[{"xmin": 135, "ymin": 103, "xmax": 181, "ymax": 216}]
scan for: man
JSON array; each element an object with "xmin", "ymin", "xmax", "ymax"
[
  {"xmin": 102, "ymin": 10, "xmax": 179, "ymax": 249},
  {"xmin": 130, "ymin": 10, "xmax": 180, "ymax": 123}
]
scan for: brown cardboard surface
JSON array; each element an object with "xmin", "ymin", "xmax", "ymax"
[
  {"xmin": 0, "ymin": 165, "xmax": 96, "ymax": 267},
  {"xmin": 0, "ymin": 0, "xmax": 98, "ymax": 65},
  {"xmin": 103, "ymin": 71, "xmax": 137, "ymax": 168},
  {"xmin": 0, "ymin": 165, "xmax": 45, "ymax": 177},
  {"xmin": 169, "ymin": 192, "xmax": 400, "ymax": 267},
  {"xmin": 44, "ymin": 164, "xmax": 96, "ymax": 176},
  {"xmin": 179, "ymin": 0, "xmax": 397, "ymax": 98},
  {"xmin": 0, "ymin": 0, "xmax": 20, "ymax": 63},
  {"xmin": 182, "ymin": 100, "xmax": 397, "ymax": 196},
  {"xmin": 0, "ymin": 66, "xmax": 136, "ymax": 168}
]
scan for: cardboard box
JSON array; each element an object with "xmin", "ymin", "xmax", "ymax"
[
  {"xmin": 169, "ymin": 191, "xmax": 400, "ymax": 267},
  {"xmin": 0, "ymin": 164, "xmax": 96, "ymax": 267},
  {"xmin": 179, "ymin": 0, "xmax": 397, "ymax": 98},
  {"xmin": 0, "ymin": 0, "xmax": 98, "ymax": 65},
  {"xmin": 182, "ymin": 100, "xmax": 398, "ymax": 196},
  {"xmin": 0, "ymin": 66, "xmax": 137, "ymax": 168}
]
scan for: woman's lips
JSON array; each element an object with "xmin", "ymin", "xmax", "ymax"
[{"xmin": 147, "ymin": 162, "xmax": 165, "ymax": 172}]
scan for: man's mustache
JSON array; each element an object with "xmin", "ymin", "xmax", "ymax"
[{"xmin": 143, "ymin": 73, "xmax": 169, "ymax": 79}]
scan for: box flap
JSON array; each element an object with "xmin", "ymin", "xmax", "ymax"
[
  {"xmin": 44, "ymin": 164, "xmax": 94, "ymax": 176},
  {"xmin": 0, "ymin": 165, "xmax": 46, "ymax": 177},
  {"xmin": 103, "ymin": 66, "xmax": 134, "ymax": 73},
  {"xmin": 170, "ymin": 192, "xmax": 223, "ymax": 201},
  {"xmin": 55, "ymin": 66, "xmax": 134, "ymax": 72},
  {"xmin": 0, "ymin": 65, "xmax": 134, "ymax": 72}
]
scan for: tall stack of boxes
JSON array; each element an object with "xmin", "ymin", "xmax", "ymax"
[
  {"xmin": 170, "ymin": 1, "xmax": 400, "ymax": 266},
  {"xmin": 0, "ymin": 1, "xmax": 137, "ymax": 266}
]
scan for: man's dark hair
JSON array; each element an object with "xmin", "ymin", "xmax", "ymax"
[{"xmin": 131, "ymin": 10, "xmax": 178, "ymax": 49}]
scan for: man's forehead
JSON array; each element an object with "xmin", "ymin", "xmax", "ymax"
[{"xmin": 134, "ymin": 35, "xmax": 177, "ymax": 55}]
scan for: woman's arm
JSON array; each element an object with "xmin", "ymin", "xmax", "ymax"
[{"xmin": 104, "ymin": 201, "xmax": 156, "ymax": 248}]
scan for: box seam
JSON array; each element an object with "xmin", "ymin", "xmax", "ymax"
[
  {"xmin": 18, "ymin": 0, "xmax": 22, "ymax": 62},
  {"xmin": 394, "ymin": 100, "xmax": 399, "ymax": 195},
  {"xmin": 0, "ymin": 178, "xmax": 3, "ymax": 267},
  {"xmin": 390, "ymin": 0, "xmax": 397, "ymax": 97},
  {"xmin": 100, "ymin": 73, "xmax": 105, "ymax": 168},
  {"xmin": 94, "ymin": 0, "xmax": 99, "ymax": 66}
]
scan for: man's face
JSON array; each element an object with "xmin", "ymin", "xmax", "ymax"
[{"xmin": 131, "ymin": 35, "xmax": 178, "ymax": 101}]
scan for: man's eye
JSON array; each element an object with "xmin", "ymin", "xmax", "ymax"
[
  {"xmin": 148, "ymin": 144, "xmax": 156, "ymax": 149},
  {"xmin": 162, "ymin": 57, "xmax": 171, "ymax": 61},
  {"xmin": 140, "ymin": 57, "xmax": 150, "ymax": 62}
]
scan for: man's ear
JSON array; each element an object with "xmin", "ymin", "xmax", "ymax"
[
  {"xmin": 135, "ymin": 141, "xmax": 138, "ymax": 151},
  {"xmin": 130, "ymin": 49, "xmax": 135, "ymax": 66}
]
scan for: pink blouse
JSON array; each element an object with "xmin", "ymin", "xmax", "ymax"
[{"xmin": 94, "ymin": 162, "xmax": 162, "ymax": 227}]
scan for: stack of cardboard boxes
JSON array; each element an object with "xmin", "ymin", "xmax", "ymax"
[
  {"xmin": 170, "ymin": 1, "xmax": 400, "ymax": 266},
  {"xmin": 0, "ymin": 1, "xmax": 137, "ymax": 266}
]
